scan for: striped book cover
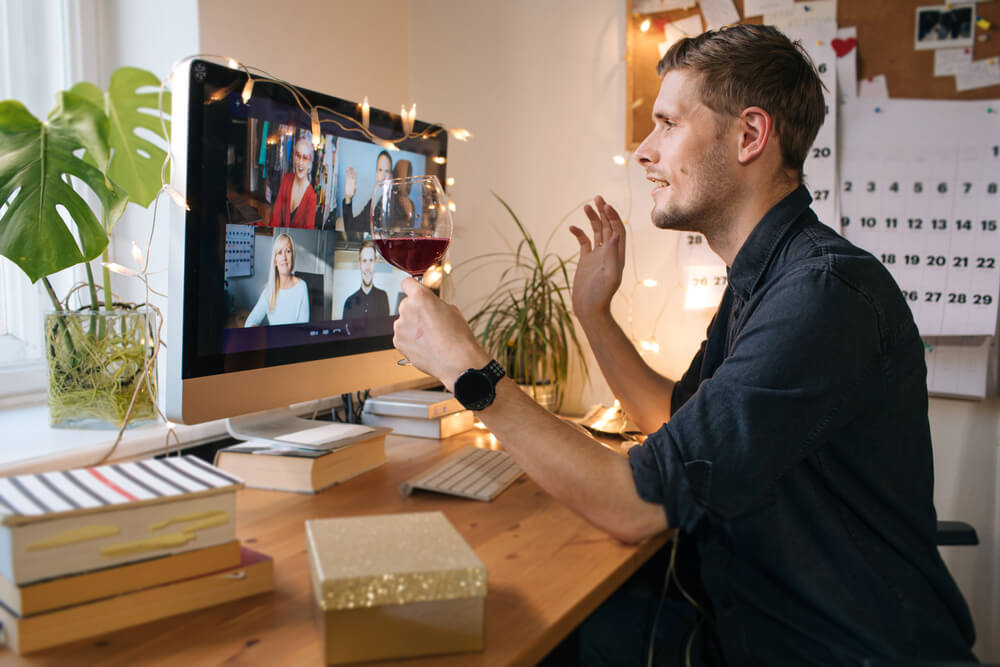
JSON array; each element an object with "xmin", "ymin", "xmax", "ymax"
[
  {"xmin": 0, "ymin": 456, "xmax": 243, "ymax": 526},
  {"xmin": 0, "ymin": 457, "xmax": 244, "ymax": 585}
]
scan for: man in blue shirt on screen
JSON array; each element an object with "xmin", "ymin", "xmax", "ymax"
[{"xmin": 392, "ymin": 24, "xmax": 976, "ymax": 666}]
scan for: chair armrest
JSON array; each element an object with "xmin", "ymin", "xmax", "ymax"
[{"xmin": 936, "ymin": 520, "xmax": 979, "ymax": 546}]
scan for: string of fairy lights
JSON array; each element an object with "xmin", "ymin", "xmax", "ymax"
[{"xmin": 93, "ymin": 55, "xmax": 673, "ymax": 462}]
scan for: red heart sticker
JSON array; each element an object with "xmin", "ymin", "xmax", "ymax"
[{"xmin": 832, "ymin": 37, "xmax": 858, "ymax": 58}]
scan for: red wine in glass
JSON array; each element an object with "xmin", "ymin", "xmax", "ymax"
[{"xmin": 374, "ymin": 237, "xmax": 450, "ymax": 278}]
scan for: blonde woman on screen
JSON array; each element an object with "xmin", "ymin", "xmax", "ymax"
[{"xmin": 244, "ymin": 233, "xmax": 309, "ymax": 326}]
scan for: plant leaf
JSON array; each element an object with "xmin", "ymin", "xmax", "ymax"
[
  {"xmin": 73, "ymin": 67, "xmax": 170, "ymax": 208},
  {"xmin": 0, "ymin": 95, "xmax": 126, "ymax": 283}
]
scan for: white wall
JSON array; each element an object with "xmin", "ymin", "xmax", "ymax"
[{"xmin": 192, "ymin": 0, "xmax": 998, "ymax": 658}]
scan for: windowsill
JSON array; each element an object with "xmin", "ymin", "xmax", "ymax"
[
  {"xmin": 0, "ymin": 376, "xmax": 441, "ymax": 476},
  {"xmin": 0, "ymin": 402, "xmax": 234, "ymax": 476}
]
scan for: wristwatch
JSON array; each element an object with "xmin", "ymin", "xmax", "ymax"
[{"xmin": 453, "ymin": 360, "xmax": 506, "ymax": 411}]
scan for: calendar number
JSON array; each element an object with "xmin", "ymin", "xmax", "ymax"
[
  {"xmin": 948, "ymin": 293, "xmax": 967, "ymax": 304},
  {"xmin": 953, "ymin": 256, "xmax": 968, "ymax": 268},
  {"xmin": 904, "ymin": 254, "xmax": 920, "ymax": 265},
  {"xmin": 714, "ymin": 276, "xmax": 728, "ymax": 287},
  {"xmin": 687, "ymin": 234, "xmax": 702, "ymax": 245},
  {"xmin": 977, "ymin": 257, "xmax": 996, "ymax": 269},
  {"xmin": 814, "ymin": 189, "xmax": 830, "ymax": 201},
  {"xmin": 956, "ymin": 219, "xmax": 972, "ymax": 231},
  {"xmin": 983, "ymin": 220, "xmax": 997, "ymax": 232},
  {"xmin": 963, "ymin": 182, "xmax": 972, "ymax": 194},
  {"xmin": 885, "ymin": 217, "xmax": 898, "ymax": 229},
  {"xmin": 931, "ymin": 219, "xmax": 947, "ymax": 230},
  {"xmin": 926, "ymin": 255, "xmax": 946, "ymax": 266},
  {"xmin": 843, "ymin": 180, "xmax": 852, "ymax": 192},
  {"xmin": 937, "ymin": 182, "xmax": 948, "ymax": 194},
  {"xmin": 908, "ymin": 218, "xmax": 922, "ymax": 230},
  {"xmin": 860, "ymin": 217, "xmax": 876, "ymax": 228},
  {"xmin": 988, "ymin": 183, "xmax": 998, "ymax": 194},
  {"xmin": 881, "ymin": 253, "xmax": 896, "ymax": 265},
  {"xmin": 691, "ymin": 276, "xmax": 708, "ymax": 287},
  {"xmin": 812, "ymin": 147, "xmax": 831, "ymax": 158},
  {"xmin": 913, "ymin": 181, "xmax": 923, "ymax": 193},
  {"xmin": 889, "ymin": 182, "xmax": 899, "ymax": 193},
  {"xmin": 901, "ymin": 290, "xmax": 918, "ymax": 302},
  {"xmin": 925, "ymin": 291, "xmax": 942, "ymax": 302},
  {"xmin": 867, "ymin": 181, "xmax": 876, "ymax": 192},
  {"xmin": 974, "ymin": 294, "xmax": 994, "ymax": 305}
]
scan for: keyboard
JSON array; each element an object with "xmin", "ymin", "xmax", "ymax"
[{"xmin": 401, "ymin": 446, "xmax": 523, "ymax": 502}]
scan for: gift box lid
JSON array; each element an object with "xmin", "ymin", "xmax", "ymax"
[{"xmin": 305, "ymin": 511, "xmax": 487, "ymax": 612}]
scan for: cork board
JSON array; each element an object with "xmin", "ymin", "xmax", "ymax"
[{"xmin": 626, "ymin": 0, "xmax": 1000, "ymax": 149}]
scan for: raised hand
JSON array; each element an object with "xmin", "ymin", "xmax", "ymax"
[
  {"xmin": 345, "ymin": 166, "xmax": 357, "ymax": 202},
  {"xmin": 568, "ymin": 196, "xmax": 627, "ymax": 322}
]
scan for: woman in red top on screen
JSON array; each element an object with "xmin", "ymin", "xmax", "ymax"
[{"xmin": 269, "ymin": 135, "xmax": 318, "ymax": 228}]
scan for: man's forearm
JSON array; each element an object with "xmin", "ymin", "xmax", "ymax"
[
  {"xmin": 477, "ymin": 379, "xmax": 668, "ymax": 544},
  {"xmin": 580, "ymin": 310, "xmax": 675, "ymax": 434}
]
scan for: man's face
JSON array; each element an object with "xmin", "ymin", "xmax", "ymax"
[
  {"xmin": 375, "ymin": 155, "xmax": 393, "ymax": 185},
  {"xmin": 635, "ymin": 69, "xmax": 736, "ymax": 234},
  {"xmin": 360, "ymin": 247, "xmax": 376, "ymax": 288}
]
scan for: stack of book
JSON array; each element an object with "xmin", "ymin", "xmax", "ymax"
[
  {"xmin": 214, "ymin": 425, "xmax": 391, "ymax": 494},
  {"xmin": 0, "ymin": 455, "xmax": 273, "ymax": 654},
  {"xmin": 361, "ymin": 390, "xmax": 475, "ymax": 439}
]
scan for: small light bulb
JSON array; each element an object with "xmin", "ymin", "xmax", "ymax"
[
  {"xmin": 104, "ymin": 261, "xmax": 138, "ymax": 278},
  {"xmin": 432, "ymin": 156, "xmax": 447, "ymax": 165},
  {"xmin": 640, "ymin": 18, "xmax": 651, "ymax": 32},
  {"xmin": 613, "ymin": 155, "xmax": 626, "ymax": 166},
  {"xmin": 448, "ymin": 201, "xmax": 457, "ymax": 212},
  {"xmin": 165, "ymin": 185, "xmax": 190, "ymax": 210},
  {"xmin": 241, "ymin": 77, "xmax": 254, "ymax": 103},
  {"xmin": 227, "ymin": 58, "xmax": 239, "ymax": 70},
  {"xmin": 166, "ymin": 421, "xmax": 176, "ymax": 431},
  {"xmin": 361, "ymin": 97, "xmax": 370, "ymax": 129},
  {"xmin": 311, "ymin": 108, "xmax": 321, "ymax": 148},
  {"xmin": 642, "ymin": 278, "xmax": 657, "ymax": 287},
  {"xmin": 443, "ymin": 262, "xmax": 452, "ymax": 274},
  {"xmin": 446, "ymin": 177, "xmax": 455, "ymax": 187},
  {"xmin": 449, "ymin": 128, "xmax": 471, "ymax": 141},
  {"xmin": 131, "ymin": 241, "xmax": 144, "ymax": 268}
]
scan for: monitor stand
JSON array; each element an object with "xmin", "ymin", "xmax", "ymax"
[{"xmin": 226, "ymin": 407, "xmax": 375, "ymax": 450}]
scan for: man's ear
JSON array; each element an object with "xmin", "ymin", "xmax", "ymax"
[{"xmin": 736, "ymin": 106, "xmax": 773, "ymax": 165}]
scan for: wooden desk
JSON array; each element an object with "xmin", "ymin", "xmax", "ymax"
[{"xmin": 0, "ymin": 430, "xmax": 668, "ymax": 666}]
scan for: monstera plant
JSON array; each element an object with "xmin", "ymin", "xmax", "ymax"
[{"xmin": 0, "ymin": 67, "xmax": 170, "ymax": 428}]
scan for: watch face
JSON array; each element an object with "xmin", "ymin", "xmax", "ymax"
[{"xmin": 455, "ymin": 369, "xmax": 494, "ymax": 410}]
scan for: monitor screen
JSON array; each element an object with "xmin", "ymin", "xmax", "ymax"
[{"xmin": 166, "ymin": 59, "xmax": 445, "ymax": 424}]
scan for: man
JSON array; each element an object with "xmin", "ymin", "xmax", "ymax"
[
  {"xmin": 343, "ymin": 240, "xmax": 389, "ymax": 319},
  {"xmin": 342, "ymin": 150, "xmax": 393, "ymax": 240},
  {"xmin": 392, "ymin": 24, "xmax": 975, "ymax": 665}
]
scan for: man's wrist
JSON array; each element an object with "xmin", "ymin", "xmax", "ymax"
[{"xmin": 444, "ymin": 348, "xmax": 493, "ymax": 392}]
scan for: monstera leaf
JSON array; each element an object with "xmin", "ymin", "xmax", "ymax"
[
  {"xmin": 71, "ymin": 67, "xmax": 170, "ymax": 209},
  {"xmin": 0, "ymin": 93, "xmax": 127, "ymax": 283}
]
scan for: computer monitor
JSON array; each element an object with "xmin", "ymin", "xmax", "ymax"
[{"xmin": 166, "ymin": 58, "xmax": 446, "ymax": 439}]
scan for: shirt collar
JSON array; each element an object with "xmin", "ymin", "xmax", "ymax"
[{"xmin": 727, "ymin": 185, "xmax": 813, "ymax": 301}]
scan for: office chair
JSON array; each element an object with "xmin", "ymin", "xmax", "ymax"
[
  {"xmin": 864, "ymin": 521, "xmax": 995, "ymax": 667},
  {"xmin": 293, "ymin": 271, "xmax": 325, "ymax": 322}
]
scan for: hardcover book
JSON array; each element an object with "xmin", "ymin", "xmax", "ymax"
[
  {"xmin": 213, "ymin": 430, "xmax": 388, "ymax": 494},
  {"xmin": 363, "ymin": 390, "xmax": 463, "ymax": 419},
  {"xmin": 0, "ymin": 547, "xmax": 273, "ymax": 654},
  {"xmin": 0, "ymin": 456, "xmax": 242, "ymax": 585},
  {"xmin": 360, "ymin": 409, "xmax": 475, "ymax": 439},
  {"xmin": 0, "ymin": 540, "xmax": 241, "ymax": 616}
]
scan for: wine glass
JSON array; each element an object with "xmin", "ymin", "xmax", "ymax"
[
  {"xmin": 371, "ymin": 174, "xmax": 453, "ymax": 364},
  {"xmin": 371, "ymin": 174, "xmax": 453, "ymax": 279}
]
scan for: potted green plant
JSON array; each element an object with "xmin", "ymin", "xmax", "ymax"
[
  {"xmin": 465, "ymin": 194, "xmax": 588, "ymax": 412},
  {"xmin": 0, "ymin": 67, "xmax": 170, "ymax": 428}
]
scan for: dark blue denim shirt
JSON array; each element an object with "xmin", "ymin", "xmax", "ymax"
[{"xmin": 629, "ymin": 186, "xmax": 976, "ymax": 665}]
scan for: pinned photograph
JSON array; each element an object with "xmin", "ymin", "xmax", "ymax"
[{"xmin": 915, "ymin": 3, "xmax": 974, "ymax": 51}]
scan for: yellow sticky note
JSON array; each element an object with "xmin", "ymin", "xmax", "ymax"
[{"xmin": 976, "ymin": 17, "xmax": 991, "ymax": 31}]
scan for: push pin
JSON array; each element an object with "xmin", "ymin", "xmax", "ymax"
[
  {"xmin": 988, "ymin": 106, "xmax": 995, "ymax": 114},
  {"xmin": 978, "ymin": 33, "xmax": 990, "ymax": 43},
  {"xmin": 874, "ymin": 106, "xmax": 882, "ymax": 113},
  {"xmin": 976, "ymin": 16, "xmax": 991, "ymax": 30}
]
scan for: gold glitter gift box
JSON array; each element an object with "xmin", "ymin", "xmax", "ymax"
[{"xmin": 305, "ymin": 511, "xmax": 487, "ymax": 664}]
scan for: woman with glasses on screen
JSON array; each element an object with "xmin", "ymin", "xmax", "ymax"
[
  {"xmin": 269, "ymin": 135, "xmax": 318, "ymax": 229},
  {"xmin": 244, "ymin": 233, "xmax": 310, "ymax": 326}
]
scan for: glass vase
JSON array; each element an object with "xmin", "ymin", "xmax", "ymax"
[{"xmin": 44, "ymin": 309, "xmax": 158, "ymax": 429}]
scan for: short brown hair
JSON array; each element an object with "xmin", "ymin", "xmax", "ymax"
[{"xmin": 657, "ymin": 24, "xmax": 825, "ymax": 177}]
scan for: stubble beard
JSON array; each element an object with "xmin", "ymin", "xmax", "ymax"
[{"xmin": 650, "ymin": 140, "xmax": 734, "ymax": 238}]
